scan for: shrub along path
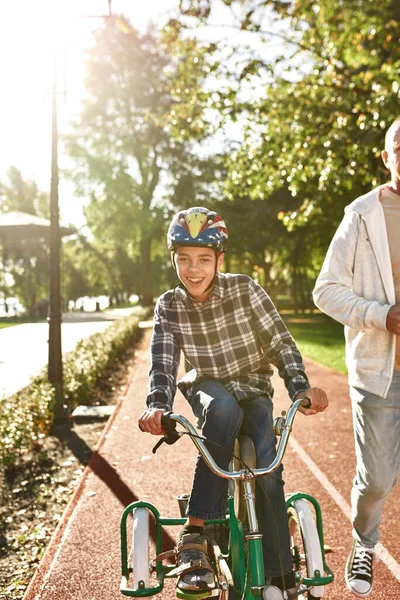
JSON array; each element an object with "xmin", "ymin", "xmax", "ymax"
[
  {"xmin": 0, "ymin": 308, "xmax": 137, "ymax": 398},
  {"xmin": 20, "ymin": 328, "xmax": 400, "ymax": 600},
  {"xmin": 0, "ymin": 308, "xmax": 147, "ymax": 599}
]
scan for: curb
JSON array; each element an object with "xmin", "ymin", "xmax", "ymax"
[{"xmin": 22, "ymin": 355, "xmax": 140, "ymax": 600}]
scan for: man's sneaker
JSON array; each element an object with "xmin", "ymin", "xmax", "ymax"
[
  {"xmin": 345, "ymin": 540, "xmax": 373, "ymax": 597},
  {"xmin": 175, "ymin": 532, "xmax": 217, "ymax": 592}
]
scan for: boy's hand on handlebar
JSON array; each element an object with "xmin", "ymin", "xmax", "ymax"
[
  {"xmin": 138, "ymin": 408, "xmax": 167, "ymax": 436},
  {"xmin": 295, "ymin": 387, "xmax": 328, "ymax": 416}
]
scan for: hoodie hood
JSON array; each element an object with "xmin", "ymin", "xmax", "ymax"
[{"xmin": 344, "ymin": 184, "xmax": 388, "ymax": 217}]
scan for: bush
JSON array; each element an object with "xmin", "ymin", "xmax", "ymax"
[{"xmin": 0, "ymin": 308, "xmax": 149, "ymax": 469}]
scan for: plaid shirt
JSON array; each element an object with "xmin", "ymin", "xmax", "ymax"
[{"xmin": 146, "ymin": 272, "xmax": 309, "ymax": 409}]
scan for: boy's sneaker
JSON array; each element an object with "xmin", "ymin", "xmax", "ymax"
[
  {"xmin": 267, "ymin": 571, "xmax": 297, "ymax": 599},
  {"xmin": 345, "ymin": 540, "xmax": 374, "ymax": 597},
  {"xmin": 175, "ymin": 532, "xmax": 217, "ymax": 592},
  {"xmin": 283, "ymin": 589, "xmax": 298, "ymax": 600},
  {"xmin": 261, "ymin": 586, "xmax": 297, "ymax": 600}
]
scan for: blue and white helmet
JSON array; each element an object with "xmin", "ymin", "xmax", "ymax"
[{"xmin": 167, "ymin": 207, "xmax": 228, "ymax": 252}]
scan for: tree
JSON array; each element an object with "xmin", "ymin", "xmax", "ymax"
[
  {"xmin": 174, "ymin": 0, "xmax": 400, "ymax": 283},
  {"xmin": 230, "ymin": 0, "xmax": 400, "ymax": 229},
  {"xmin": 0, "ymin": 166, "xmax": 50, "ymax": 218},
  {"xmin": 65, "ymin": 16, "xmax": 220, "ymax": 305},
  {"xmin": 0, "ymin": 168, "xmax": 51, "ymax": 314}
]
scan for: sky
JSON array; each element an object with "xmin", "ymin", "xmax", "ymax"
[{"xmin": 0, "ymin": 0, "xmax": 180, "ymax": 228}]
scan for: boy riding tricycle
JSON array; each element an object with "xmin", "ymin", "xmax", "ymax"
[{"xmin": 123, "ymin": 207, "xmax": 332, "ymax": 599}]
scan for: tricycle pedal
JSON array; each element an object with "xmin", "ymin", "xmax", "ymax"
[{"xmin": 176, "ymin": 588, "xmax": 219, "ymax": 599}]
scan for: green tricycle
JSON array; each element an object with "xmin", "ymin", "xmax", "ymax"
[{"xmin": 120, "ymin": 398, "xmax": 334, "ymax": 599}]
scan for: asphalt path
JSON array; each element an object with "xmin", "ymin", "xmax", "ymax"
[
  {"xmin": 0, "ymin": 309, "xmax": 135, "ymax": 398},
  {"xmin": 22, "ymin": 328, "xmax": 400, "ymax": 600}
]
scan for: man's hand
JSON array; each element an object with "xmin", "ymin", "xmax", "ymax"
[
  {"xmin": 138, "ymin": 407, "xmax": 168, "ymax": 436},
  {"xmin": 386, "ymin": 305, "xmax": 400, "ymax": 335},
  {"xmin": 295, "ymin": 388, "xmax": 329, "ymax": 416}
]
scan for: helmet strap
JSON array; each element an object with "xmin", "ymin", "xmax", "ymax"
[
  {"xmin": 170, "ymin": 250, "xmax": 177, "ymax": 269},
  {"xmin": 203, "ymin": 249, "xmax": 220, "ymax": 293}
]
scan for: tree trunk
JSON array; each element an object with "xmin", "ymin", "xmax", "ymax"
[
  {"xmin": 291, "ymin": 267, "xmax": 299, "ymax": 314},
  {"xmin": 140, "ymin": 237, "xmax": 153, "ymax": 306}
]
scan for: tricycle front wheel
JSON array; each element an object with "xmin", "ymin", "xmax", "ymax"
[
  {"xmin": 288, "ymin": 499, "xmax": 324, "ymax": 599},
  {"xmin": 132, "ymin": 507, "xmax": 150, "ymax": 589}
]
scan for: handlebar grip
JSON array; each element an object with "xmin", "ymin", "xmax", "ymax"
[
  {"xmin": 147, "ymin": 412, "xmax": 179, "ymax": 454},
  {"xmin": 161, "ymin": 411, "xmax": 178, "ymax": 438},
  {"xmin": 301, "ymin": 396, "xmax": 312, "ymax": 409}
]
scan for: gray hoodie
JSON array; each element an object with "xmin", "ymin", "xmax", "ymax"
[{"xmin": 313, "ymin": 185, "xmax": 396, "ymax": 398}]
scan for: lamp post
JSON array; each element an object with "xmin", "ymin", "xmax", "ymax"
[
  {"xmin": 48, "ymin": 2, "xmax": 113, "ymax": 421},
  {"xmin": 48, "ymin": 51, "xmax": 64, "ymax": 420}
]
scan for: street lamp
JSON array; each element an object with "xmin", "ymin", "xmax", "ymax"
[
  {"xmin": 48, "ymin": 51, "xmax": 63, "ymax": 419},
  {"xmin": 48, "ymin": 2, "xmax": 113, "ymax": 421}
]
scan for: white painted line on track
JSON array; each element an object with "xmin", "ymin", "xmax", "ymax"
[{"xmin": 290, "ymin": 435, "xmax": 400, "ymax": 582}]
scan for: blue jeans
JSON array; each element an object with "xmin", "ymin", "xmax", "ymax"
[
  {"xmin": 350, "ymin": 370, "xmax": 400, "ymax": 547},
  {"xmin": 186, "ymin": 380, "xmax": 293, "ymax": 576}
]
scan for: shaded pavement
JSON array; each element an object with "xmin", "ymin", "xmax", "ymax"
[{"xmin": 0, "ymin": 308, "xmax": 135, "ymax": 398}]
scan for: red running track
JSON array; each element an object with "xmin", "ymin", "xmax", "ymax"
[{"xmin": 22, "ymin": 328, "xmax": 400, "ymax": 600}]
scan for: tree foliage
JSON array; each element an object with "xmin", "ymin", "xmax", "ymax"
[
  {"xmin": 0, "ymin": 168, "xmax": 50, "ymax": 313},
  {"xmin": 0, "ymin": 169, "xmax": 104, "ymax": 313},
  {"xmin": 0, "ymin": 166, "xmax": 50, "ymax": 218},
  {"xmin": 4, "ymin": 3, "xmax": 399, "ymax": 312},
  {"xmin": 227, "ymin": 0, "xmax": 400, "ymax": 230},
  {"xmin": 65, "ymin": 16, "xmax": 222, "ymax": 304},
  {"xmin": 172, "ymin": 0, "xmax": 400, "ymax": 303}
]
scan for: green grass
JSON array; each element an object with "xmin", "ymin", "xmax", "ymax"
[
  {"xmin": 283, "ymin": 311, "xmax": 347, "ymax": 374},
  {"xmin": 0, "ymin": 316, "xmax": 43, "ymax": 325},
  {"xmin": 0, "ymin": 310, "xmax": 346, "ymax": 371},
  {"xmin": 0, "ymin": 322, "xmax": 18, "ymax": 329}
]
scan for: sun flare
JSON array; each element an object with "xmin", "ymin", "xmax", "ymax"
[{"xmin": 0, "ymin": 0, "xmax": 178, "ymax": 221}]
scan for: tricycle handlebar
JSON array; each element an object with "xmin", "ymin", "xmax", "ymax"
[{"xmin": 163, "ymin": 397, "xmax": 308, "ymax": 481}]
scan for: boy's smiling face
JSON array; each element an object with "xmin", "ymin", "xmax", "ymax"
[{"xmin": 174, "ymin": 246, "xmax": 224, "ymax": 303}]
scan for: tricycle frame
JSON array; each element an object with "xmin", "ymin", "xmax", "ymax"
[{"xmin": 120, "ymin": 399, "xmax": 334, "ymax": 599}]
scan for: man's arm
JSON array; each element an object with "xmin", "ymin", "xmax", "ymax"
[{"xmin": 313, "ymin": 211, "xmax": 391, "ymax": 331}]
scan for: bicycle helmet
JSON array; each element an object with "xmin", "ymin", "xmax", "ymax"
[{"xmin": 167, "ymin": 207, "xmax": 228, "ymax": 252}]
